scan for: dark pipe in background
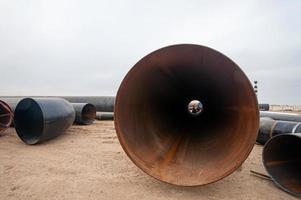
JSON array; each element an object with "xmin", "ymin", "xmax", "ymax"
[
  {"xmin": 72, "ymin": 103, "xmax": 96, "ymax": 125},
  {"xmin": 257, "ymin": 117, "xmax": 301, "ymax": 145},
  {"xmin": 260, "ymin": 111, "xmax": 301, "ymax": 122},
  {"xmin": 263, "ymin": 133, "xmax": 301, "ymax": 197},
  {"xmin": 0, "ymin": 100, "xmax": 13, "ymax": 133},
  {"xmin": 61, "ymin": 96, "xmax": 115, "ymax": 112},
  {"xmin": 96, "ymin": 112, "xmax": 114, "ymax": 120},
  {"xmin": 14, "ymin": 98, "xmax": 75, "ymax": 145},
  {"xmin": 259, "ymin": 104, "xmax": 270, "ymax": 111},
  {"xmin": 1, "ymin": 96, "xmax": 115, "ymax": 112}
]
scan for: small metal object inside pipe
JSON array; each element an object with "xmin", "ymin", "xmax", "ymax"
[
  {"xmin": 71, "ymin": 103, "xmax": 96, "ymax": 125},
  {"xmin": 14, "ymin": 98, "xmax": 75, "ymax": 145},
  {"xmin": 0, "ymin": 100, "xmax": 13, "ymax": 133},
  {"xmin": 263, "ymin": 133, "xmax": 301, "ymax": 197}
]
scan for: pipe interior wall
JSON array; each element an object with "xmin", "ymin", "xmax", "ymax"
[
  {"xmin": 71, "ymin": 103, "xmax": 96, "ymax": 125},
  {"xmin": 115, "ymin": 44, "xmax": 259, "ymax": 186},
  {"xmin": 263, "ymin": 133, "xmax": 301, "ymax": 197},
  {"xmin": 0, "ymin": 100, "xmax": 13, "ymax": 133}
]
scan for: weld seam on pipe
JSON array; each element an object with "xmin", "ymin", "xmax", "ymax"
[
  {"xmin": 292, "ymin": 122, "xmax": 301, "ymax": 134},
  {"xmin": 269, "ymin": 120, "xmax": 278, "ymax": 138}
]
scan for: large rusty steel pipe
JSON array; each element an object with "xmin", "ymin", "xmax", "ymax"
[
  {"xmin": 71, "ymin": 103, "xmax": 96, "ymax": 125},
  {"xmin": 0, "ymin": 100, "xmax": 13, "ymax": 133},
  {"xmin": 114, "ymin": 44, "xmax": 259, "ymax": 186},
  {"xmin": 263, "ymin": 133, "xmax": 301, "ymax": 196},
  {"xmin": 14, "ymin": 98, "xmax": 75, "ymax": 145},
  {"xmin": 0, "ymin": 97, "xmax": 23, "ymax": 112}
]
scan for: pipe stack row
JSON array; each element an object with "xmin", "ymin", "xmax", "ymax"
[
  {"xmin": 0, "ymin": 96, "xmax": 114, "ymax": 145},
  {"xmin": 0, "ymin": 44, "xmax": 299, "ymax": 197}
]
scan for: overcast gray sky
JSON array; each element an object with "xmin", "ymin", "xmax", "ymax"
[{"xmin": 0, "ymin": 0, "xmax": 300, "ymax": 104}]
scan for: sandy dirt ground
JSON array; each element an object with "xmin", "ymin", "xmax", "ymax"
[{"xmin": 0, "ymin": 120, "xmax": 298, "ymax": 200}]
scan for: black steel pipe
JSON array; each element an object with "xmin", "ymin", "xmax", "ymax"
[
  {"xmin": 0, "ymin": 100, "xmax": 13, "ymax": 133},
  {"xmin": 96, "ymin": 112, "xmax": 114, "ymax": 120},
  {"xmin": 260, "ymin": 111, "xmax": 301, "ymax": 122},
  {"xmin": 61, "ymin": 96, "xmax": 114, "ymax": 112},
  {"xmin": 71, "ymin": 103, "xmax": 96, "ymax": 125},
  {"xmin": 263, "ymin": 133, "xmax": 301, "ymax": 197},
  {"xmin": 259, "ymin": 104, "xmax": 269, "ymax": 111},
  {"xmin": 1, "ymin": 96, "xmax": 115, "ymax": 112},
  {"xmin": 257, "ymin": 117, "xmax": 301, "ymax": 145},
  {"xmin": 14, "ymin": 98, "xmax": 75, "ymax": 145}
]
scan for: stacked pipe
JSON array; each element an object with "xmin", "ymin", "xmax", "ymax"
[
  {"xmin": 256, "ymin": 111, "xmax": 301, "ymax": 196},
  {"xmin": 0, "ymin": 95, "xmax": 114, "ymax": 144},
  {"xmin": 259, "ymin": 104, "xmax": 270, "ymax": 111},
  {"xmin": 96, "ymin": 112, "xmax": 114, "ymax": 120},
  {"xmin": 0, "ymin": 97, "xmax": 79, "ymax": 144},
  {"xmin": 60, "ymin": 96, "xmax": 115, "ymax": 112},
  {"xmin": 14, "ymin": 98, "xmax": 75, "ymax": 144},
  {"xmin": 72, "ymin": 103, "xmax": 96, "ymax": 125},
  {"xmin": 1, "ymin": 96, "xmax": 114, "ymax": 121},
  {"xmin": 257, "ymin": 117, "xmax": 301, "ymax": 144}
]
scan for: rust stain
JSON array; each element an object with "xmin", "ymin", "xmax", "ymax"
[
  {"xmin": 266, "ymin": 158, "xmax": 301, "ymax": 166},
  {"xmin": 158, "ymin": 135, "xmax": 183, "ymax": 177}
]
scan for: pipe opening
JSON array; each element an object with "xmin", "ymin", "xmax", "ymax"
[
  {"xmin": 115, "ymin": 44, "xmax": 259, "ymax": 186},
  {"xmin": 188, "ymin": 100, "xmax": 203, "ymax": 115},
  {"xmin": 14, "ymin": 98, "xmax": 44, "ymax": 144},
  {"xmin": 263, "ymin": 134, "xmax": 301, "ymax": 196},
  {"xmin": 82, "ymin": 104, "xmax": 96, "ymax": 124},
  {"xmin": 0, "ymin": 101, "xmax": 13, "ymax": 131}
]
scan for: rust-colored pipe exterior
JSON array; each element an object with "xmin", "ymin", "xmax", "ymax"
[
  {"xmin": 0, "ymin": 100, "xmax": 13, "ymax": 133},
  {"xmin": 114, "ymin": 44, "xmax": 259, "ymax": 186}
]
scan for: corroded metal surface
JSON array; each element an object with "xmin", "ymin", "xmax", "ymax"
[
  {"xmin": 263, "ymin": 133, "xmax": 301, "ymax": 197},
  {"xmin": 0, "ymin": 100, "xmax": 13, "ymax": 133},
  {"xmin": 114, "ymin": 44, "xmax": 259, "ymax": 186}
]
